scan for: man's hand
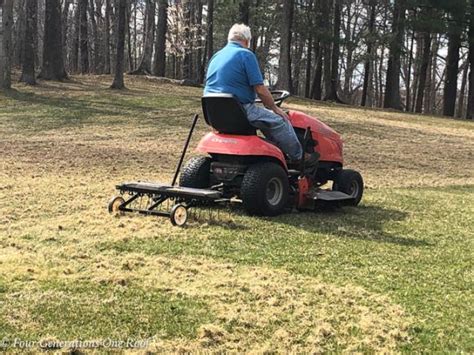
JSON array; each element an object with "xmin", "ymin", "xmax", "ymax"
[
  {"xmin": 255, "ymin": 84, "xmax": 289, "ymax": 120},
  {"xmin": 272, "ymin": 106, "xmax": 289, "ymax": 120}
]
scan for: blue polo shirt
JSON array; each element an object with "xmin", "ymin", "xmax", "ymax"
[{"xmin": 204, "ymin": 42, "xmax": 264, "ymax": 104}]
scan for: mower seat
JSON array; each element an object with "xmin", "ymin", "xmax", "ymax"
[{"xmin": 202, "ymin": 94, "xmax": 257, "ymax": 135}]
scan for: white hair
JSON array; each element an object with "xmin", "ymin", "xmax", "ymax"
[{"xmin": 227, "ymin": 23, "xmax": 252, "ymax": 43}]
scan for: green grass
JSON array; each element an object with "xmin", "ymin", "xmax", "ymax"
[
  {"xmin": 0, "ymin": 75, "xmax": 473, "ymax": 352},
  {"xmin": 0, "ymin": 280, "xmax": 212, "ymax": 341}
]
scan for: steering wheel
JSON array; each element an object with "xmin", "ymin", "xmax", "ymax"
[{"xmin": 255, "ymin": 90, "xmax": 290, "ymax": 107}]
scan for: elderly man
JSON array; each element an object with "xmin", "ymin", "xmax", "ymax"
[{"xmin": 204, "ymin": 23, "xmax": 318, "ymax": 167}]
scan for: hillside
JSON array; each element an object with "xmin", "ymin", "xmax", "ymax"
[{"xmin": 0, "ymin": 76, "xmax": 472, "ymax": 352}]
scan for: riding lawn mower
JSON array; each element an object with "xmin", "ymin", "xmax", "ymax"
[{"xmin": 108, "ymin": 91, "xmax": 364, "ymax": 226}]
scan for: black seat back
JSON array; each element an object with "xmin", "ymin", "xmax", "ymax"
[{"xmin": 201, "ymin": 94, "xmax": 256, "ymax": 135}]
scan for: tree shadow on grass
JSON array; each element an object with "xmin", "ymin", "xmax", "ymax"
[
  {"xmin": 272, "ymin": 204, "xmax": 433, "ymax": 247},
  {"xmin": 3, "ymin": 89, "xmax": 119, "ymax": 121},
  {"xmin": 3, "ymin": 88, "xmax": 199, "ymax": 128}
]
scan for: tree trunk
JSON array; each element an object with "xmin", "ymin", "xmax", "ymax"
[
  {"xmin": 383, "ymin": 0, "xmax": 405, "ymax": 110},
  {"xmin": 133, "ymin": 0, "xmax": 137, "ymax": 68},
  {"xmin": 361, "ymin": 0, "xmax": 376, "ymax": 107},
  {"xmin": 104, "ymin": 0, "xmax": 111, "ymax": 74},
  {"xmin": 304, "ymin": 34, "xmax": 312, "ymax": 98},
  {"xmin": 304, "ymin": 0, "xmax": 314, "ymax": 98},
  {"xmin": 61, "ymin": 0, "xmax": 70, "ymax": 69},
  {"xmin": 321, "ymin": 0, "xmax": 331, "ymax": 97},
  {"xmin": 20, "ymin": 0, "xmax": 37, "ymax": 85},
  {"xmin": 14, "ymin": 0, "xmax": 26, "ymax": 68},
  {"xmin": 425, "ymin": 35, "xmax": 439, "ymax": 114},
  {"xmin": 125, "ymin": 3, "xmax": 132, "ymax": 71},
  {"xmin": 467, "ymin": 0, "xmax": 474, "ymax": 119},
  {"xmin": 39, "ymin": 0, "xmax": 67, "ymax": 80},
  {"xmin": 71, "ymin": 1, "xmax": 80, "ymax": 73},
  {"xmin": 153, "ymin": 0, "xmax": 168, "ymax": 77},
  {"xmin": 131, "ymin": 0, "xmax": 155, "ymax": 74},
  {"xmin": 0, "ymin": 3, "xmax": 3, "ymax": 89},
  {"xmin": 0, "ymin": 0, "xmax": 13, "ymax": 89},
  {"xmin": 79, "ymin": 0, "xmax": 89, "ymax": 73},
  {"xmin": 415, "ymin": 31, "xmax": 431, "ymax": 113},
  {"xmin": 324, "ymin": 0, "xmax": 342, "ymax": 102},
  {"xmin": 182, "ymin": 0, "xmax": 193, "ymax": 80},
  {"xmin": 195, "ymin": 0, "xmax": 203, "ymax": 82},
  {"xmin": 206, "ymin": 0, "xmax": 214, "ymax": 64},
  {"xmin": 111, "ymin": 0, "xmax": 126, "ymax": 89},
  {"xmin": 405, "ymin": 26, "xmax": 415, "ymax": 111},
  {"xmin": 292, "ymin": 32, "xmax": 305, "ymax": 95},
  {"xmin": 310, "ymin": 40, "xmax": 322, "ymax": 100},
  {"xmin": 88, "ymin": 0, "xmax": 100, "ymax": 73},
  {"xmin": 443, "ymin": 10, "xmax": 464, "ymax": 117},
  {"xmin": 457, "ymin": 60, "xmax": 469, "ymax": 118},
  {"xmin": 276, "ymin": 0, "xmax": 294, "ymax": 91},
  {"xmin": 239, "ymin": 0, "xmax": 251, "ymax": 25}
]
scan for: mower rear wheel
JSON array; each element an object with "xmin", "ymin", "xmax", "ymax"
[
  {"xmin": 333, "ymin": 169, "xmax": 364, "ymax": 206},
  {"xmin": 179, "ymin": 156, "xmax": 211, "ymax": 188},
  {"xmin": 241, "ymin": 162, "xmax": 289, "ymax": 216}
]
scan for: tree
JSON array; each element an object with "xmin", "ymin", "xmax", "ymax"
[
  {"xmin": 111, "ymin": 0, "xmax": 126, "ymax": 89},
  {"xmin": 443, "ymin": 3, "xmax": 464, "ymax": 117},
  {"xmin": 20, "ymin": 0, "xmax": 37, "ymax": 85},
  {"xmin": 39, "ymin": 0, "xmax": 67, "ymax": 80},
  {"xmin": 239, "ymin": 0, "xmax": 251, "ymax": 25},
  {"xmin": 324, "ymin": 0, "xmax": 342, "ymax": 102},
  {"xmin": 361, "ymin": 0, "xmax": 376, "ymax": 107},
  {"xmin": 276, "ymin": 0, "xmax": 294, "ymax": 91},
  {"xmin": 467, "ymin": 0, "xmax": 474, "ymax": 119},
  {"xmin": 104, "ymin": 0, "xmax": 112, "ymax": 74},
  {"xmin": 182, "ymin": 0, "xmax": 193, "ymax": 80},
  {"xmin": 304, "ymin": 0, "xmax": 314, "ymax": 98},
  {"xmin": 384, "ymin": 0, "xmax": 406, "ymax": 110},
  {"xmin": 153, "ymin": 0, "xmax": 168, "ymax": 77},
  {"xmin": 0, "ymin": 0, "xmax": 13, "ymax": 89},
  {"xmin": 414, "ymin": 30, "xmax": 431, "ymax": 113},
  {"xmin": 79, "ymin": 0, "xmax": 89, "ymax": 73},
  {"xmin": 206, "ymin": 0, "xmax": 214, "ymax": 63},
  {"xmin": 131, "ymin": 0, "xmax": 155, "ymax": 74},
  {"xmin": 88, "ymin": 0, "xmax": 100, "ymax": 73},
  {"xmin": 321, "ymin": 0, "xmax": 331, "ymax": 98}
]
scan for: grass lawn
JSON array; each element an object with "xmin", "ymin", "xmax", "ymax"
[{"xmin": 0, "ymin": 76, "xmax": 473, "ymax": 352}]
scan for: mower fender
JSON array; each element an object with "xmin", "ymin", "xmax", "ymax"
[
  {"xmin": 288, "ymin": 110, "xmax": 344, "ymax": 165},
  {"xmin": 197, "ymin": 132, "xmax": 287, "ymax": 169}
]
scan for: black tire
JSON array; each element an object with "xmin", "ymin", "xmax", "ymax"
[
  {"xmin": 240, "ymin": 162, "xmax": 289, "ymax": 216},
  {"xmin": 179, "ymin": 156, "xmax": 211, "ymax": 188},
  {"xmin": 333, "ymin": 169, "xmax": 364, "ymax": 206}
]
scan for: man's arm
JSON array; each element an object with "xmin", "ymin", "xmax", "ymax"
[{"xmin": 255, "ymin": 84, "xmax": 289, "ymax": 120}]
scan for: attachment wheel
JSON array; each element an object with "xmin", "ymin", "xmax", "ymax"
[
  {"xmin": 108, "ymin": 196, "xmax": 125, "ymax": 214},
  {"xmin": 170, "ymin": 204, "xmax": 188, "ymax": 226}
]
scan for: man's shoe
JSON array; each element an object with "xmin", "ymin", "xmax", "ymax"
[
  {"xmin": 303, "ymin": 152, "xmax": 320, "ymax": 176},
  {"xmin": 304, "ymin": 152, "xmax": 320, "ymax": 168}
]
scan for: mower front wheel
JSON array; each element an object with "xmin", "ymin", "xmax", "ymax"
[
  {"xmin": 241, "ymin": 162, "xmax": 289, "ymax": 216},
  {"xmin": 333, "ymin": 169, "xmax": 364, "ymax": 206}
]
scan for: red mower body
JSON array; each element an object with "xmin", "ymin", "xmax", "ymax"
[
  {"xmin": 197, "ymin": 133, "xmax": 288, "ymax": 168},
  {"xmin": 197, "ymin": 110, "xmax": 343, "ymax": 167},
  {"xmin": 288, "ymin": 111, "xmax": 343, "ymax": 165}
]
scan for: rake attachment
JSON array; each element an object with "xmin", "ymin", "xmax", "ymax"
[{"xmin": 108, "ymin": 114, "xmax": 233, "ymax": 226}]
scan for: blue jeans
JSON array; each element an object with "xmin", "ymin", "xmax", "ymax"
[{"xmin": 243, "ymin": 103, "xmax": 303, "ymax": 160}]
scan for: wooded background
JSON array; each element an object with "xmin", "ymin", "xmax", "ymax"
[{"xmin": 1, "ymin": 0, "xmax": 474, "ymax": 119}]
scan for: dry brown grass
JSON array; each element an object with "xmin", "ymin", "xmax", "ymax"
[{"xmin": 1, "ymin": 76, "xmax": 472, "ymax": 352}]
